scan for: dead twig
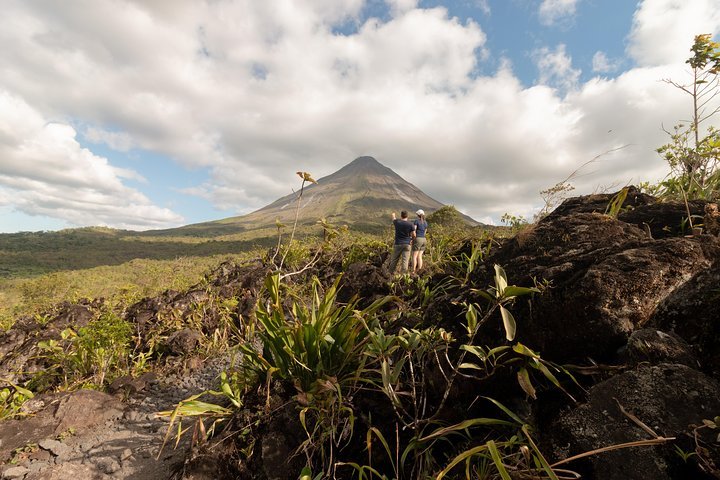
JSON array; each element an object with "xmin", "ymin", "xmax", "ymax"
[
  {"xmin": 550, "ymin": 437, "xmax": 675, "ymax": 468},
  {"xmin": 614, "ymin": 398, "xmax": 660, "ymax": 439}
]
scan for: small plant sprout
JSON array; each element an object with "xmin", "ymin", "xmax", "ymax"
[
  {"xmin": 278, "ymin": 171, "xmax": 317, "ymax": 271},
  {"xmin": 473, "ymin": 264, "xmax": 540, "ymax": 341},
  {"xmin": 605, "ymin": 187, "xmax": 629, "ymax": 218}
]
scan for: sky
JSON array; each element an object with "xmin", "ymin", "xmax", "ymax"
[{"xmin": 1, "ymin": 0, "xmax": 720, "ymax": 232}]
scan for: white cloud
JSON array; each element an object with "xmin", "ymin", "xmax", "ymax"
[
  {"xmin": 0, "ymin": 0, "xmax": 719, "ymax": 231},
  {"xmin": 538, "ymin": 0, "xmax": 578, "ymax": 26},
  {"xmin": 533, "ymin": 44, "xmax": 581, "ymax": 92},
  {"xmin": 475, "ymin": 1, "xmax": 491, "ymax": 15},
  {"xmin": 592, "ymin": 51, "xmax": 621, "ymax": 73},
  {"xmin": 386, "ymin": 0, "xmax": 419, "ymax": 17},
  {"xmin": 84, "ymin": 127, "xmax": 136, "ymax": 152},
  {"xmin": 0, "ymin": 91, "xmax": 183, "ymax": 230},
  {"xmin": 627, "ymin": 0, "xmax": 720, "ymax": 66}
]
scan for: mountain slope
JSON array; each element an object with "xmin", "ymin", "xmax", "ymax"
[{"xmin": 181, "ymin": 156, "xmax": 477, "ymax": 234}]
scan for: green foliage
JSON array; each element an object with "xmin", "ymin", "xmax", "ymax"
[
  {"xmin": 605, "ymin": 187, "xmax": 629, "ymax": 218},
  {"xmin": 460, "ymin": 343, "xmax": 578, "ymax": 402},
  {"xmin": 236, "ymin": 273, "xmax": 392, "ymax": 474},
  {"xmin": 346, "ymin": 264, "xmax": 565, "ymax": 479},
  {"xmin": 240, "ymin": 273, "xmax": 388, "ymax": 394},
  {"xmin": 654, "ymin": 126, "xmax": 720, "ymax": 200},
  {"xmin": 500, "ymin": 213, "xmax": 529, "ymax": 232},
  {"xmin": 0, "ymin": 382, "xmax": 34, "ymax": 420},
  {"xmin": 427, "ymin": 205, "xmax": 464, "ymax": 228},
  {"xmin": 657, "ymin": 34, "xmax": 720, "ymax": 201},
  {"xmin": 435, "ymin": 422, "xmax": 567, "ymax": 480},
  {"xmin": 342, "ymin": 239, "xmax": 387, "ymax": 269},
  {"xmin": 158, "ymin": 391, "xmax": 234, "ymax": 449},
  {"xmin": 1, "ymin": 253, "xmax": 252, "ymax": 331},
  {"xmin": 0, "ymin": 227, "xmax": 269, "ymax": 279},
  {"xmin": 34, "ymin": 309, "xmax": 133, "ymax": 389},
  {"xmin": 424, "ymin": 215, "xmax": 489, "ymax": 272},
  {"xmin": 277, "ymin": 240, "xmax": 312, "ymax": 270},
  {"xmin": 472, "ymin": 264, "xmax": 540, "ymax": 341}
]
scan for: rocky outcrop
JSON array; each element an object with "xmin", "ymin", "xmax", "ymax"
[
  {"xmin": 473, "ymin": 193, "xmax": 720, "ymax": 365},
  {"xmin": 457, "ymin": 190, "xmax": 720, "ymax": 480},
  {"xmin": 549, "ymin": 363, "xmax": 720, "ymax": 479},
  {"xmin": 648, "ymin": 263, "xmax": 720, "ymax": 378}
]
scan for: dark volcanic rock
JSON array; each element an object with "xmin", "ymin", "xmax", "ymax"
[
  {"xmin": 338, "ymin": 262, "xmax": 391, "ymax": 304},
  {"xmin": 620, "ymin": 328, "xmax": 698, "ymax": 368},
  {"xmin": 541, "ymin": 186, "xmax": 705, "ymax": 240},
  {"xmin": 474, "ymin": 207, "xmax": 720, "ymax": 362},
  {"xmin": 164, "ymin": 328, "xmax": 203, "ymax": 355},
  {"xmin": 619, "ymin": 199, "xmax": 707, "ymax": 239},
  {"xmin": 549, "ymin": 363, "xmax": 720, "ymax": 480},
  {"xmin": 542, "ymin": 187, "xmax": 655, "ymax": 220},
  {"xmin": 648, "ymin": 262, "xmax": 720, "ymax": 378}
]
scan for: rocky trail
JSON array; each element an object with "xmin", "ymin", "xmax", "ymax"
[{"xmin": 0, "ymin": 356, "xmax": 231, "ymax": 480}]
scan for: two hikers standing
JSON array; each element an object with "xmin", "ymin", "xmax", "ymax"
[{"xmin": 389, "ymin": 209, "xmax": 428, "ymax": 274}]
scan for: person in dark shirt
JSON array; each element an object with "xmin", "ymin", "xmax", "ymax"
[
  {"xmin": 389, "ymin": 210, "xmax": 415, "ymax": 273},
  {"xmin": 411, "ymin": 209, "xmax": 428, "ymax": 273}
]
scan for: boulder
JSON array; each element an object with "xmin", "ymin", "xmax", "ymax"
[
  {"xmin": 164, "ymin": 328, "xmax": 204, "ymax": 356},
  {"xmin": 471, "ymin": 205, "xmax": 720, "ymax": 362},
  {"xmin": 619, "ymin": 328, "xmax": 698, "ymax": 368},
  {"xmin": 337, "ymin": 262, "xmax": 390, "ymax": 305},
  {"xmin": 549, "ymin": 363, "xmax": 720, "ymax": 480},
  {"xmin": 648, "ymin": 263, "xmax": 720, "ymax": 378}
]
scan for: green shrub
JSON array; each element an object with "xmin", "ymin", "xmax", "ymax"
[
  {"xmin": 240, "ymin": 273, "xmax": 389, "ymax": 394},
  {"xmin": 341, "ymin": 239, "xmax": 387, "ymax": 269},
  {"xmin": 0, "ymin": 383, "xmax": 34, "ymax": 420},
  {"xmin": 34, "ymin": 308, "xmax": 133, "ymax": 390}
]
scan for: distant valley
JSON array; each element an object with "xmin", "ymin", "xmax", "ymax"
[{"xmin": 0, "ymin": 157, "xmax": 480, "ymax": 277}]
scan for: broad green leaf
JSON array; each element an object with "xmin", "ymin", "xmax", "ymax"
[
  {"xmin": 381, "ymin": 360, "xmax": 401, "ymax": 407},
  {"xmin": 460, "ymin": 344, "xmax": 487, "ymax": 359},
  {"xmin": 494, "ymin": 264, "xmax": 508, "ymax": 294},
  {"xmin": 465, "ymin": 304, "xmax": 478, "ymax": 335},
  {"xmin": 487, "ymin": 345, "xmax": 511, "ymax": 357},
  {"xmin": 503, "ymin": 286, "xmax": 540, "ymax": 298},
  {"xmin": 299, "ymin": 466, "xmax": 313, "ymax": 480},
  {"xmin": 500, "ymin": 306, "xmax": 516, "ymax": 341},
  {"xmin": 474, "ymin": 289, "xmax": 494, "ymax": 302},
  {"xmin": 13, "ymin": 385, "xmax": 34, "ymax": 399},
  {"xmin": 513, "ymin": 343, "xmax": 539, "ymax": 359},
  {"xmin": 482, "ymin": 396, "xmax": 525, "ymax": 425}
]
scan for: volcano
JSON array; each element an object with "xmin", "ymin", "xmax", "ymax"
[{"xmin": 175, "ymin": 156, "xmax": 478, "ymax": 235}]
